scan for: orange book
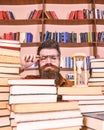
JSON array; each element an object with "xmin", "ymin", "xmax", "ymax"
[
  {"xmin": 0, "ymin": 126, "xmax": 12, "ymax": 130},
  {"xmin": 11, "ymin": 101, "xmax": 79, "ymax": 113},
  {"xmin": 32, "ymin": 10, "xmax": 39, "ymax": 19},
  {"xmin": 69, "ymin": 11, "xmax": 75, "ymax": 19},
  {"xmin": 36, "ymin": 9, "xmax": 42, "ymax": 19}
]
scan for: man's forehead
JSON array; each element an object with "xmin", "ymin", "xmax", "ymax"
[{"xmin": 40, "ymin": 48, "xmax": 58, "ymax": 55}]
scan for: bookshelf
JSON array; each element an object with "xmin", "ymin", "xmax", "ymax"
[{"xmin": 0, "ymin": 0, "xmax": 104, "ymax": 78}]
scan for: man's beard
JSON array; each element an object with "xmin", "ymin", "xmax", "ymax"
[{"xmin": 39, "ymin": 63, "xmax": 60, "ymax": 85}]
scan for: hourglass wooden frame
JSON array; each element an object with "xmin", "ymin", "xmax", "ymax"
[{"xmin": 72, "ymin": 53, "xmax": 88, "ymax": 87}]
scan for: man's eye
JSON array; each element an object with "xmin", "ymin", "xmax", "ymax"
[
  {"xmin": 51, "ymin": 56, "xmax": 57, "ymax": 60},
  {"xmin": 40, "ymin": 56, "xmax": 47, "ymax": 60}
]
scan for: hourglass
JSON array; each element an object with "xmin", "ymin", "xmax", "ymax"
[{"xmin": 72, "ymin": 53, "xmax": 88, "ymax": 87}]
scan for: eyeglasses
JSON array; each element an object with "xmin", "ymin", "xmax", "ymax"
[{"xmin": 39, "ymin": 55, "xmax": 60, "ymax": 61}]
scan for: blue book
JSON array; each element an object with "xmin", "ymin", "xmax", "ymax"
[
  {"xmin": 28, "ymin": 10, "xmax": 36, "ymax": 19},
  {"xmin": 9, "ymin": 11, "xmax": 15, "ymax": 19},
  {"xmin": 64, "ymin": 32, "xmax": 70, "ymax": 43},
  {"xmin": 44, "ymin": 31, "xmax": 49, "ymax": 41},
  {"xmin": 65, "ymin": 57, "xmax": 71, "ymax": 68},
  {"xmin": 26, "ymin": 32, "xmax": 33, "ymax": 43},
  {"xmin": 86, "ymin": 56, "xmax": 90, "ymax": 69}
]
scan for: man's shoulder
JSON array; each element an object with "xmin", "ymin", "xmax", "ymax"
[{"xmin": 59, "ymin": 75, "xmax": 74, "ymax": 87}]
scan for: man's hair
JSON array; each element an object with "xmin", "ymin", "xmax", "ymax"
[{"xmin": 37, "ymin": 39, "xmax": 61, "ymax": 56}]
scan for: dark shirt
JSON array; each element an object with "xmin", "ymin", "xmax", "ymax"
[{"xmin": 24, "ymin": 73, "xmax": 74, "ymax": 87}]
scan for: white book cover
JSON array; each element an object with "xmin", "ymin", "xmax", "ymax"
[
  {"xmin": 10, "ymin": 85, "xmax": 56, "ymax": 94},
  {"xmin": 17, "ymin": 117, "xmax": 82, "ymax": 130},
  {"xmin": 13, "ymin": 110, "xmax": 82, "ymax": 122},
  {"xmin": 8, "ymin": 79, "xmax": 55, "ymax": 85},
  {"xmin": 9, "ymin": 94, "xmax": 57, "ymax": 104}
]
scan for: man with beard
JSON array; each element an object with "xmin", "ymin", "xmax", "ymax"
[{"xmin": 21, "ymin": 39, "xmax": 74, "ymax": 87}]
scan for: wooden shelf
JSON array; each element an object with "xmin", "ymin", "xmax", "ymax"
[
  {"xmin": 0, "ymin": 19, "xmax": 42, "ymax": 25},
  {"xmin": 0, "ymin": 19, "xmax": 95, "ymax": 26},
  {"xmin": 0, "ymin": 0, "xmax": 42, "ymax": 5},
  {"xmin": 95, "ymin": 0, "xmax": 104, "ymax": 4},
  {"xmin": 44, "ymin": 0, "xmax": 92, "ymax": 4},
  {"xmin": 21, "ymin": 42, "xmax": 94, "ymax": 48},
  {"xmin": 96, "ymin": 42, "xmax": 104, "ymax": 47},
  {"xmin": 44, "ymin": 19, "xmax": 94, "ymax": 25},
  {"xmin": 21, "ymin": 42, "xmax": 41, "ymax": 47},
  {"xmin": 96, "ymin": 19, "xmax": 104, "ymax": 25}
]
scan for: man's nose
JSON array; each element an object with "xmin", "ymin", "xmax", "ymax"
[{"xmin": 46, "ymin": 57, "xmax": 51, "ymax": 63}]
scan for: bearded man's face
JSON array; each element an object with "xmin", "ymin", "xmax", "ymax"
[{"xmin": 38, "ymin": 49, "xmax": 60, "ymax": 79}]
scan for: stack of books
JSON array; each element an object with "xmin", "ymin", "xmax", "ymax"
[
  {"xmin": 82, "ymin": 111, "xmax": 104, "ymax": 130},
  {"xmin": 8, "ymin": 79, "xmax": 82, "ymax": 130},
  {"xmin": 58, "ymin": 86, "xmax": 104, "ymax": 113},
  {"xmin": 58, "ymin": 86, "xmax": 104, "ymax": 130},
  {"xmin": 88, "ymin": 58, "xmax": 104, "ymax": 94},
  {"xmin": 0, "ymin": 39, "xmax": 21, "ymax": 130}
]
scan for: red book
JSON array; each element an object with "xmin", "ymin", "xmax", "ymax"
[
  {"xmin": 77, "ymin": 10, "xmax": 84, "ymax": 19},
  {"xmin": 0, "ymin": 11, "xmax": 4, "ymax": 20},
  {"xmin": 50, "ymin": 11, "xmax": 58, "ymax": 19},
  {"xmin": 69, "ymin": 11, "xmax": 75, "ymax": 19},
  {"xmin": 32, "ymin": 10, "xmax": 39, "ymax": 19},
  {"xmin": 36, "ymin": 9, "xmax": 42, "ymax": 19},
  {"xmin": 2, "ymin": 11, "xmax": 9, "ymax": 20}
]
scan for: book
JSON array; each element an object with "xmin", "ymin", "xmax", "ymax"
[
  {"xmin": 62, "ymin": 95, "xmax": 104, "ymax": 101},
  {"xmin": 91, "ymin": 61, "xmax": 104, "ymax": 68},
  {"xmin": 10, "ymin": 85, "xmax": 56, "ymax": 94},
  {"xmin": 0, "ymin": 39, "xmax": 19, "ymax": 44},
  {"xmin": 45, "ymin": 11, "xmax": 54, "ymax": 19},
  {"xmin": 90, "ymin": 58, "xmax": 104, "ymax": 62},
  {"xmin": 0, "ymin": 66, "xmax": 20, "ymax": 74},
  {"xmin": 0, "ymin": 93, "xmax": 10, "ymax": 100},
  {"xmin": 0, "ymin": 73, "xmax": 21, "ymax": 78},
  {"xmin": 50, "ymin": 11, "xmax": 58, "ymax": 19},
  {"xmin": 0, "ymin": 48, "xmax": 20, "ymax": 57},
  {"xmin": 77, "ymin": 10, "xmax": 84, "ymax": 19},
  {"xmin": 83, "ymin": 112, "xmax": 104, "ymax": 130},
  {"xmin": 0, "ymin": 78, "xmax": 9, "ymax": 86},
  {"xmin": 88, "ymin": 81, "xmax": 104, "ymax": 86},
  {"xmin": 88, "ymin": 77, "xmax": 104, "ymax": 82},
  {"xmin": 0, "ymin": 42, "xmax": 20, "ymax": 50},
  {"xmin": 0, "ymin": 55, "xmax": 20, "ymax": 64},
  {"xmin": 58, "ymin": 86, "xmax": 102, "ymax": 95},
  {"xmin": 0, "ymin": 63, "xmax": 21, "ymax": 67},
  {"xmin": 0, "ymin": 86, "xmax": 9, "ymax": 92},
  {"xmin": 80, "ymin": 104, "xmax": 104, "ymax": 113},
  {"xmin": 0, "ymin": 116, "xmax": 10, "ymax": 127},
  {"xmin": 26, "ymin": 32, "xmax": 33, "ymax": 43},
  {"xmin": 36, "ymin": 9, "xmax": 42, "ymax": 19},
  {"xmin": 16, "ymin": 117, "xmax": 82, "ymax": 130},
  {"xmin": 32, "ymin": 10, "xmax": 39, "ymax": 19},
  {"xmin": 91, "ymin": 68, "xmax": 104, "ymax": 72},
  {"xmin": 9, "ymin": 94, "xmax": 57, "ymax": 104},
  {"xmin": 91, "ymin": 72, "xmax": 104, "ymax": 77},
  {"xmin": 0, "ymin": 101, "xmax": 8, "ymax": 109},
  {"xmin": 69, "ymin": 11, "xmax": 75, "ymax": 19},
  {"xmin": 45, "ymin": 126, "xmax": 81, "ymax": 130},
  {"xmin": 78, "ymin": 99, "xmax": 104, "ymax": 105},
  {"xmin": 0, "ymin": 126, "xmax": 12, "ymax": 130},
  {"xmin": 12, "ymin": 109, "xmax": 82, "ymax": 122},
  {"xmin": 11, "ymin": 101, "xmax": 79, "ymax": 113},
  {"xmin": 0, "ymin": 108, "xmax": 10, "ymax": 116},
  {"xmin": 8, "ymin": 79, "xmax": 55, "ymax": 85}
]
